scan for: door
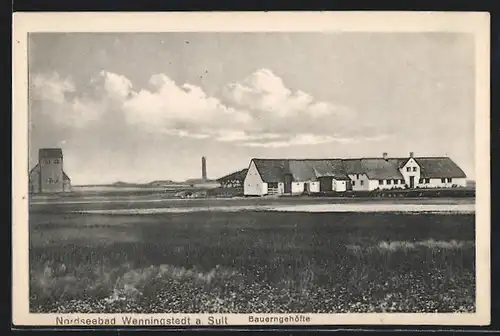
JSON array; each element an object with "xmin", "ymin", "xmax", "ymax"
[
  {"xmin": 319, "ymin": 177, "xmax": 332, "ymax": 192},
  {"xmin": 409, "ymin": 176, "xmax": 415, "ymax": 188},
  {"xmin": 346, "ymin": 180, "xmax": 353, "ymax": 191},
  {"xmin": 284, "ymin": 174, "xmax": 292, "ymax": 194}
]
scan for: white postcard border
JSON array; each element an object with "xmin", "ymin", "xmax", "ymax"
[{"xmin": 12, "ymin": 11, "xmax": 491, "ymax": 327}]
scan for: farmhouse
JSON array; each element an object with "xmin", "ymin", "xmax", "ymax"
[
  {"xmin": 29, "ymin": 148, "xmax": 71, "ymax": 194},
  {"xmin": 217, "ymin": 168, "xmax": 248, "ymax": 189},
  {"xmin": 243, "ymin": 152, "xmax": 467, "ymax": 196}
]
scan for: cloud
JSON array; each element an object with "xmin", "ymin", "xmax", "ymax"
[
  {"xmin": 241, "ymin": 134, "xmax": 390, "ymax": 148},
  {"xmin": 99, "ymin": 70, "xmax": 134, "ymax": 100},
  {"xmin": 122, "ymin": 73, "xmax": 252, "ymax": 137},
  {"xmin": 221, "ymin": 68, "xmax": 354, "ymax": 134},
  {"xmin": 30, "ymin": 72, "xmax": 75, "ymax": 104},
  {"xmin": 30, "ymin": 68, "xmax": 380, "ymax": 148},
  {"xmin": 30, "ymin": 72, "xmax": 101, "ymax": 128}
]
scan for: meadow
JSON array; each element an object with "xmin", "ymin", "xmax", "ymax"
[{"xmin": 29, "ymin": 197, "xmax": 476, "ymax": 314}]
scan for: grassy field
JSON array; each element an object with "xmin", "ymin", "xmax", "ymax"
[{"xmin": 29, "ymin": 199, "xmax": 476, "ymax": 314}]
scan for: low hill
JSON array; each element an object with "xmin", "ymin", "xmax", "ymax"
[
  {"xmin": 184, "ymin": 178, "xmax": 217, "ymax": 184},
  {"xmin": 216, "ymin": 168, "xmax": 248, "ymax": 182},
  {"xmin": 111, "ymin": 181, "xmax": 146, "ymax": 187},
  {"xmin": 146, "ymin": 180, "xmax": 182, "ymax": 187}
]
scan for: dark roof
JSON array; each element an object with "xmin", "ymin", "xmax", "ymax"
[
  {"xmin": 251, "ymin": 156, "xmax": 466, "ymax": 182},
  {"xmin": 360, "ymin": 159, "xmax": 404, "ymax": 180},
  {"xmin": 312, "ymin": 159, "xmax": 350, "ymax": 180},
  {"xmin": 39, "ymin": 148, "xmax": 63, "ymax": 159},
  {"xmin": 252, "ymin": 159, "xmax": 350, "ymax": 182},
  {"xmin": 252, "ymin": 159, "xmax": 289, "ymax": 183},
  {"xmin": 415, "ymin": 157, "xmax": 467, "ymax": 178},
  {"xmin": 217, "ymin": 168, "xmax": 248, "ymax": 182},
  {"xmin": 342, "ymin": 159, "xmax": 365, "ymax": 174}
]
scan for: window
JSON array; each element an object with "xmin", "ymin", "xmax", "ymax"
[
  {"xmin": 447, "ymin": 178, "xmax": 452, "ymax": 183},
  {"xmin": 386, "ymin": 180, "xmax": 392, "ymax": 185},
  {"xmin": 360, "ymin": 180, "xmax": 364, "ymax": 186},
  {"xmin": 379, "ymin": 179, "xmax": 384, "ymax": 184},
  {"xmin": 425, "ymin": 178, "xmax": 430, "ymax": 183},
  {"xmin": 53, "ymin": 159, "xmax": 60, "ymax": 164},
  {"xmin": 352, "ymin": 181, "xmax": 356, "ymax": 186},
  {"xmin": 44, "ymin": 160, "xmax": 51, "ymax": 164},
  {"xmin": 406, "ymin": 167, "xmax": 411, "ymax": 172},
  {"xmin": 356, "ymin": 174, "xmax": 359, "ymax": 179},
  {"xmin": 412, "ymin": 167, "xmax": 417, "ymax": 172},
  {"xmin": 441, "ymin": 178, "xmax": 446, "ymax": 183},
  {"xmin": 401, "ymin": 179, "xmax": 405, "ymax": 184},
  {"xmin": 419, "ymin": 178, "xmax": 423, "ymax": 183},
  {"xmin": 394, "ymin": 180, "xmax": 399, "ymax": 184}
]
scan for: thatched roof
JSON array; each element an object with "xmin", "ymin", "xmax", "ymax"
[
  {"xmin": 250, "ymin": 156, "xmax": 466, "ymax": 183},
  {"xmin": 360, "ymin": 159, "xmax": 405, "ymax": 180},
  {"xmin": 414, "ymin": 157, "xmax": 467, "ymax": 178},
  {"xmin": 252, "ymin": 159, "xmax": 350, "ymax": 183},
  {"xmin": 251, "ymin": 159, "xmax": 289, "ymax": 183},
  {"xmin": 217, "ymin": 168, "xmax": 248, "ymax": 183}
]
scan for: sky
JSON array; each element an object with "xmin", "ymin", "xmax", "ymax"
[{"xmin": 28, "ymin": 32, "xmax": 475, "ymax": 185}]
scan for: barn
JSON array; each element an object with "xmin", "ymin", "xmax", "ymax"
[
  {"xmin": 244, "ymin": 159, "xmax": 351, "ymax": 196},
  {"xmin": 216, "ymin": 168, "xmax": 248, "ymax": 189},
  {"xmin": 29, "ymin": 148, "xmax": 71, "ymax": 194},
  {"xmin": 243, "ymin": 152, "xmax": 467, "ymax": 196}
]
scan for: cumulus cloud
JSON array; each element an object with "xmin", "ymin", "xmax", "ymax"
[
  {"xmin": 221, "ymin": 68, "xmax": 355, "ymax": 135},
  {"xmin": 123, "ymin": 74, "xmax": 251, "ymax": 136},
  {"xmin": 30, "ymin": 72, "xmax": 75, "ymax": 104},
  {"xmin": 241, "ymin": 134, "xmax": 389, "ymax": 148},
  {"xmin": 30, "ymin": 72, "xmax": 101, "ymax": 128},
  {"xmin": 30, "ymin": 68, "xmax": 380, "ymax": 148}
]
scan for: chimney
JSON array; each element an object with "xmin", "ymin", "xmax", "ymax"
[
  {"xmin": 409, "ymin": 152, "xmax": 414, "ymax": 158},
  {"xmin": 201, "ymin": 156, "xmax": 207, "ymax": 181},
  {"xmin": 383, "ymin": 152, "xmax": 388, "ymax": 161}
]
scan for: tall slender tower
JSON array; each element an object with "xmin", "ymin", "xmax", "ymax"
[{"xmin": 201, "ymin": 156, "xmax": 207, "ymax": 181}]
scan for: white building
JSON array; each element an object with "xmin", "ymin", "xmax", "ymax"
[{"xmin": 243, "ymin": 153, "xmax": 467, "ymax": 196}]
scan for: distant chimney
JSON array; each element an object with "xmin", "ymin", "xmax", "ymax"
[
  {"xmin": 409, "ymin": 152, "xmax": 414, "ymax": 158},
  {"xmin": 383, "ymin": 152, "xmax": 388, "ymax": 161},
  {"xmin": 201, "ymin": 157, "xmax": 207, "ymax": 181}
]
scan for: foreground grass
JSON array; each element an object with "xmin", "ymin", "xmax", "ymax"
[{"xmin": 29, "ymin": 211, "xmax": 475, "ymax": 313}]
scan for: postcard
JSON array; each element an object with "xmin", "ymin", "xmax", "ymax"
[{"xmin": 12, "ymin": 11, "xmax": 490, "ymax": 327}]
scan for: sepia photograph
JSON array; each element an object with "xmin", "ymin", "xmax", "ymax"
[{"xmin": 12, "ymin": 12, "xmax": 490, "ymax": 327}]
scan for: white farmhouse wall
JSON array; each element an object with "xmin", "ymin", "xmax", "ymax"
[
  {"xmin": 244, "ymin": 161, "xmax": 267, "ymax": 196},
  {"xmin": 309, "ymin": 181, "xmax": 320, "ymax": 193},
  {"xmin": 419, "ymin": 177, "xmax": 467, "ymax": 189},
  {"xmin": 368, "ymin": 180, "xmax": 379, "ymax": 191},
  {"xmin": 376, "ymin": 179, "xmax": 405, "ymax": 190},
  {"xmin": 278, "ymin": 182, "xmax": 285, "ymax": 194},
  {"xmin": 400, "ymin": 158, "xmax": 421, "ymax": 188},
  {"xmin": 348, "ymin": 174, "xmax": 371, "ymax": 191},
  {"xmin": 452, "ymin": 178, "xmax": 467, "ymax": 187},
  {"xmin": 333, "ymin": 179, "xmax": 347, "ymax": 192},
  {"xmin": 291, "ymin": 182, "xmax": 305, "ymax": 194}
]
